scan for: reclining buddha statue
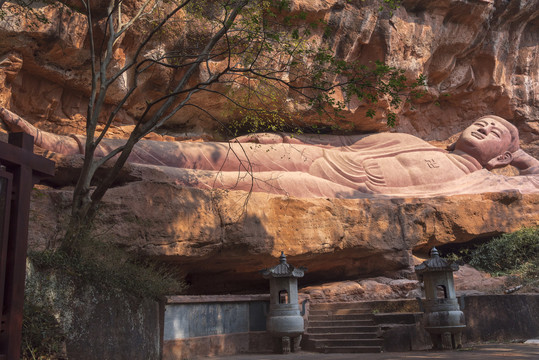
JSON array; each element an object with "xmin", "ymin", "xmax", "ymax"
[{"xmin": 1, "ymin": 108, "xmax": 538, "ymax": 198}]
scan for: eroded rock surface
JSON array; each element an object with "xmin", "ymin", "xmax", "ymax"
[
  {"xmin": 299, "ymin": 264, "xmax": 516, "ymax": 303},
  {"xmin": 3, "ymin": 0, "xmax": 537, "ymax": 295},
  {"xmin": 30, "ymin": 175, "xmax": 539, "ymax": 293},
  {"xmin": 0, "ymin": 0, "xmax": 537, "ymax": 155}
]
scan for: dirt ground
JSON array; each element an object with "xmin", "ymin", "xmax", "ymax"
[{"xmin": 207, "ymin": 343, "xmax": 539, "ymax": 360}]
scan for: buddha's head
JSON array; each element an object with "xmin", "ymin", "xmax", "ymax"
[{"xmin": 454, "ymin": 115, "xmax": 519, "ymax": 169}]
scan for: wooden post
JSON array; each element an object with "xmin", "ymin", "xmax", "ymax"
[
  {"xmin": 0, "ymin": 133, "xmax": 55, "ymax": 360},
  {"xmin": 0, "ymin": 165, "xmax": 13, "ymax": 351}
]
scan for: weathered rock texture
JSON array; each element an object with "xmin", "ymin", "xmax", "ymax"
[
  {"xmin": 2, "ymin": 0, "xmax": 538, "ymax": 293},
  {"xmin": 0, "ymin": 1, "xmax": 537, "ymax": 154},
  {"xmin": 298, "ymin": 265, "xmax": 510, "ymax": 303},
  {"xmin": 30, "ymin": 174, "xmax": 539, "ymax": 293}
]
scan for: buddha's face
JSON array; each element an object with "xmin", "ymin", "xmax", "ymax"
[{"xmin": 454, "ymin": 116, "xmax": 513, "ymax": 166}]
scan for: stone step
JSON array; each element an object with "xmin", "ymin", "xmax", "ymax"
[
  {"xmin": 310, "ymin": 338, "xmax": 384, "ymax": 348},
  {"xmin": 305, "ymin": 332, "xmax": 379, "ymax": 340},
  {"xmin": 304, "ymin": 302, "xmax": 383, "ymax": 354},
  {"xmin": 309, "ymin": 302, "xmax": 372, "ymax": 312},
  {"xmin": 308, "ymin": 309, "xmax": 372, "ymax": 317},
  {"xmin": 319, "ymin": 346, "xmax": 382, "ymax": 354},
  {"xmin": 309, "ymin": 306, "xmax": 372, "ymax": 312},
  {"xmin": 307, "ymin": 325, "xmax": 379, "ymax": 334},
  {"xmin": 309, "ymin": 314, "xmax": 374, "ymax": 321},
  {"xmin": 308, "ymin": 319, "xmax": 376, "ymax": 327},
  {"xmin": 374, "ymin": 312, "xmax": 419, "ymax": 325}
]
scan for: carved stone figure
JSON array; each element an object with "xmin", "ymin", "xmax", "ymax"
[{"xmin": 1, "ymin": 108, "xmax": 538, "ymax": 198}]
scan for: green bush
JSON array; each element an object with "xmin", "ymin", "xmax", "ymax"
[{"xmin": 468, "ymin": 226, "xmax": 539, "ymax": 278}]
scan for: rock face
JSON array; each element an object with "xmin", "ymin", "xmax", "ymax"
[
  {"xmin": 0, "ymin": 0, "xmax": 537, "ymax": 155},
  {"xmin": 30, "ymin": 173, "xmax": 539, "ymax": 293},
  {"xmin": 2, "ymin": 0, "xmax": 538, "ymax": 294},
  {"xmin": 26, "ymin": 261, "xmax": 161, "ymax": 360},
  {"xmin": 298, "ymin": 265, "xmax": 508, "ymax": 303}
]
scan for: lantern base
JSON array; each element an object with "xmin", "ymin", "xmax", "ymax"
[
  {"xmin": 427, "ymin": 331, "xmax": 463, "ymax": 350},
  {"xmin": 272, "ymin": 335, "xmax": 302, "ymax": 354}
]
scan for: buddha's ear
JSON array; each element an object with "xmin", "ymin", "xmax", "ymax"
[{"xmin": 486, "ymin": 151, "xmax": 513, "ymax": 170}]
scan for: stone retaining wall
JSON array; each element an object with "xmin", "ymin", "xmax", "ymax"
[
  {"xmin": 463, "ymin": 294, "xmax": 539, "ymax": 342},
  {"xmin": 366, "ymin": 295, "xmax": 539, "ymax": 351},
  {"xmin": 162, "ymin": 294, "xmax": 539, "ymax": 357},
  {"xmin": 25, "ymin": 261, "xmax": 163, "ymax": 360},
  {"xmin": 163, "ymin": 295, "xmax": 274, "ymax": 359}
]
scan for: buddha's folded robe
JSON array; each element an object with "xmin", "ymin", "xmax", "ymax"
[
  {"xmin": 80, "ymin": 132, "xmax": 537, "ymax": 198},
  {"xmin": 2, "ymin": 107, "xmax": 538, "ymax": 198}
]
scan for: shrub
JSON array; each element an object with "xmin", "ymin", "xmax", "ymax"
[{"xmin": 468, "ymin": 226, "xmax": 539, "ymax": 279}]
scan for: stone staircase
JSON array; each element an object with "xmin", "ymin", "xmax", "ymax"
[{"xmin": 302, "ymin": 302, "xmax": 383, "ymax": 353}]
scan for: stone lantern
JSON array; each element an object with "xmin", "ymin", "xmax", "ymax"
[
  {"xmin": 415, "ymin": 247, "xmax": 466, "ymax": 350},
  {"xmin": 261, "ymin": 252, "xmax": 307, "ymax": 354}
]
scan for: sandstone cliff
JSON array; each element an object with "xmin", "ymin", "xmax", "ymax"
[
  {"xmin": 0, "ymin": 0, "xmax": 537, "ymax": 150},
  {"xmin": 30, "ymin": 174, "xmax": 538, "ymax": 293},
  {"xmin": 1, "ymin": 0, "xmax": 538, "ymax": 294}
]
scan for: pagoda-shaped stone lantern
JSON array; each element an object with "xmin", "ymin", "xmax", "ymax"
[
  {"xmin": 415, "ymin": 247, "xmax": 466, "ymax": 350},
  {"xmin": 261, "ymin": 252, "xmax": 307, "ymax": 354}
]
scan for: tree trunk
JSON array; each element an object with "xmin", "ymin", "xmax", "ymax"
[{"xmin": 61, "ymin": 193, "xmax": 97, "ymax": 255}]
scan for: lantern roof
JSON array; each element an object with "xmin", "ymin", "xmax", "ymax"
[
  {"xmin": 261, "ymin": 252, "xmax": 306, "ymax": 279},
  {"xmin": 414, "ymin": 247, "xmax": 459, "ymax": 275}
]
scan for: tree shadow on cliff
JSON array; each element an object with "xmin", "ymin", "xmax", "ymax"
[
  {"xmin": 180, "ymin": 185, "xmax": 538, "ymax": 293},
  {"xmin": 91, "ymin": 181, "xmax": 280, "ymax": 294},
  {"xmin": 86, "ymin": 178, "xmax": 415, "ymax": 294}
]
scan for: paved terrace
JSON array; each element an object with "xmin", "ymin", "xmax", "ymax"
[{"xmin": 210, "ymin": 343, "xmax": 539, "ymax": 360}]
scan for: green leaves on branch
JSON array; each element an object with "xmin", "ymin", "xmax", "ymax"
[
  {"xmin": 306, "ymin": 55, "xmax": 426, "ymax": 127},
  {"xmin": 215, "ymin": 0, "xmax": 423, "ymax": 131}
]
